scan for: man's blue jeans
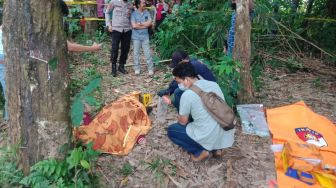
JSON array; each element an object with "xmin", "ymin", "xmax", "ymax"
[{"xmin": 167, "ymin": 123, "xmax": 206, "ymax": 157}]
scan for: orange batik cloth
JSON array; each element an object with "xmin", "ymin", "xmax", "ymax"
[
  {"xmin": 75, "ymin": 92, "xmax": 152, "ymax": 155},
  {"xmin": 267, "ymin": 101, "xmax": 336, "ymax": 188}
]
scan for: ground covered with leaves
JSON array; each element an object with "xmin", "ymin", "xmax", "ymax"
[{"xmin": 68, "ymin": 35, "xmax": 335, "ymax": 188}]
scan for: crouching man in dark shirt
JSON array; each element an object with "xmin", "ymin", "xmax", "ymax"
[{"xmin": 157, "ymin": 50, "xmax": 217, "ymax": 111}]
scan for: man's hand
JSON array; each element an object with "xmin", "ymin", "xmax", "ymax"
[
  {"xmin": 91, "ymin": 42, "xmax": 102, "ymax": 51},
  {"xmin": 108, "ymin": 26, "xmax": 113, "ymax": 32},
  {"xmin": 178, "ymin": 115, "xmax": 189, "ymax": 125},
  {"xmin": 143, "ymin": 22, "xmax": 152, "ymax": 27},
  {"xmin": 162, "ymin": 95, "xmax": 172, "ymax": 105}
]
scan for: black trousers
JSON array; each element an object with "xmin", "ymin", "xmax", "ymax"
[{"xmin": 111, "ymin": 30, "xmax": 132, "ymax": 65}]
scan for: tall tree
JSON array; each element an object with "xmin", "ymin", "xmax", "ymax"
[
  {"xmin": 3, "ymin": 0, "xmax": 70, "ymax": 174},
  {"xmin": 233, "ymin": 0, "xmax": 254, "ymax": 103}
]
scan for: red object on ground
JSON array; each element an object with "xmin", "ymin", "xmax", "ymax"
[
  {"xmin": 136, "ymin": 135, "xmax": 146, "ymax": 145},
  {"xmin": 83, "ymin": 112, "xmax": 93, "ymax": 125}
]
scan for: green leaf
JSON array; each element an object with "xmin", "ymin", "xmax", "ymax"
[
  {"xmin": 80, "ymin": 77, "xmax": 102, "ymax": 96},
  {"xmin": 84, "ymin": 96, "xmax": 97, "ymax": 106},
  {"xmin": 71, "ymin": 99, "xmax": 84, "ymax": 127},
  {"xmin": 49, "ymin": 164, "xmax": 56, "ymax": 176},
  {"xmin": 55, "ymin": 165, "xmax": 62, "ymax": 177},
  {"xmin": 67, "ymin": 148, "xmax": 82, "ymax": 169},
  {"xmin": 80, "ymin": 160, "xmax": 90, "ymax": 170},
  {"xmin": 48, "ymin": 57, "xmax": 59, "ymax": 71},
  {"xmin": 20, "ymin": 177, "xmax": 29, "ymax": 186}
]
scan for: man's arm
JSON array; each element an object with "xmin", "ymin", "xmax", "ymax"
[
  {"xmin": 67, "ymin": 41, "xmax": 102, "ymax": 52},
  {"xmin": 143, "ymin": 12, "xmax": 153, "ymax": 27},
  {"xmin": 131, "ymin": 13, "xmax": 152, "ymax": 29},
  {"xmin": 105, "ymin": 2, "xmax": 113, "ymax": 32},
  {"xmin": 178, "ymin": 115, "xmax": 189, "ymax": 125},
  {"xmin": 178, "ymin": 92, "xmax": 191, "ymax": 125},
  {"xmin": 142, "ymin": 20, "xmax": 152, "ymax": 27},
  {"xmin": 131, "ymin": 21, "xmax": 148, "ymax": 29},
  {"xmin": 132, "ymin": 22, "xmax": 152, "ymax": 29}
]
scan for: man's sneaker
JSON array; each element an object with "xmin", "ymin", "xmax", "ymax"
[
  {"xmin": 148, "ymin": 70, "xmax": 154, "ymax": 76},
  {"xmin": 135, "ymin": 70, "xmax": 140, "ymax": 75}
]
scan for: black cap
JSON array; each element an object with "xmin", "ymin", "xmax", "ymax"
[{"xmin": 170, "ymin": 50, "xmax": 189, "ymax": 68}]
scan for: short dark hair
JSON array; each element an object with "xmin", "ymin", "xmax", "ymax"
[
  {"xmin": 134, "ymin": 0, "xmax": 140, "ymax": 8},
  {"xmin": 170, "ymin": 50, "xmax": 189, "ymax": 68},
  {"xmin": 172, "ymin": 62, "xmax": 198, "ymax": 80},
  {"xmin": 60, "ymin": 0, "xmax": 69, "ymax": 16}
]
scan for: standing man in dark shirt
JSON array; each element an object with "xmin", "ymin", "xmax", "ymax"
[
  {"xmin": 157, "ymin": 50, "xmax": 217, "ymax": 111},
  {"xmin": 105, "ymin": 0, "xmax": 133, "ymax": 77}
]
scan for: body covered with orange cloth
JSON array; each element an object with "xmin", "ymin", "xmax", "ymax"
[{"xmin": 75, "ymin": 92, "xmax": 151, "ymax": 155}]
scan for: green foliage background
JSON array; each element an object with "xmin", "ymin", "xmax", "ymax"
[{"xmin": 154, "ymin": 0, "xmax": 336, "ymax": 105}]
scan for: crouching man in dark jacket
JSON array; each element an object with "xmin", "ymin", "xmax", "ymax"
[{"xmin": 157, "ymin": 50, "xmax": 216, "ymax": 111}]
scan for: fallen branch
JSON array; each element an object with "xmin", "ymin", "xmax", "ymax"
[
  {"xmin": 257, "ymin": 50, "xmax": 336, "ymax": 77},
  {"xmin": 125, "ymin": 59, "xmax": 171, "ymax": 67},
  {"xmin": 271, "ymin": 17, "xmax": 336, "ymax": 58},
  {"xmin": 182, "ymin": 33, "xmax": 200, "ymax": 50},
  {"xmin": 125, "ymin": 48, "xmax": 219, "ymax": 68},
  {"xmin": 257, "ymin": 50, "xmax": 290, "ymax": 63},
  {"xmin": 165, "ymin": 173, "xmax": 183, "ymax": 188}
]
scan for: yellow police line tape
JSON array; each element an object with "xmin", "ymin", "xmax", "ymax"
[
  {"xmin": 68, "ymin": 17, "xmax": 106, "ymax": 21},
  {"xmin": 65, "ymin": 1, "xmax": 156, "ymax": 10},
  {"xmin": 65, "ymin": 1, "xmax": 105, "ymax": 5}
]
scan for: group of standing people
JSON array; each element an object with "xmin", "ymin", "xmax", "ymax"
[{"xmin": 104, "ymin": 0, "xmax": 182, "ymax": 77}]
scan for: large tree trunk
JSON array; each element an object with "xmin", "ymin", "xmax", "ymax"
[
  {"xmin": 233, "ymin": 0, "xmax": 254, "ymax": 103},
  {"xmin": 3, "ymin": 0, "xmax": 70, "ymax": 174}
]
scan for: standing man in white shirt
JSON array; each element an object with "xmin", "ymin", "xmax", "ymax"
[{"xmin": 105, "ymin": 0, "xmax": 134, "ymax": 77}]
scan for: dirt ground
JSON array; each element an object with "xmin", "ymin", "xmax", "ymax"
[
  {"xmin": 69, "ymin": 43, "xmax": 335, "ymax": 188},
  {"xmin": 0, "ymin": 42, "xmax": 334, "ymax": 187}
]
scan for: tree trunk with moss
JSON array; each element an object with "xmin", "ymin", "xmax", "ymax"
[
  {"xmin": 3, "ymin": 0, "xmax": 70, "ymax": 174},
  {"xmin": 233, "ymin": 0, "xmax": 254, "ymax": 103}
]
